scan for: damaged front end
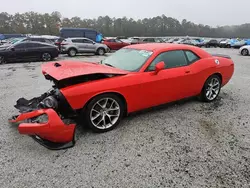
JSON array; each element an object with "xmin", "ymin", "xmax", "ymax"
[
  {"xmin": 9, "ymin": 88, "xmax": 77, "ymax": 150},
  {"xmin": 9, "ymin": 61, "xmax": 129, "ymax": 150}
]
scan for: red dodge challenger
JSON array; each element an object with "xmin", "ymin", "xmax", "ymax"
[{"xmin": 10, "ymin": 43, "xmax": 234, "ymax": 150}]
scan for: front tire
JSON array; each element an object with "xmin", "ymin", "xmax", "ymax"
[
  {"xmin": 199, "ymin": 75, "xmax": 222, "ymax": 102},
  {"xmin": 68, "ymin": 48, "xmax": 77, "ymax": 57},
  {"xmin": 83, "ymin": 94, "xmax": 125, "ymax": 133},
  {"xmin": 241, "ymin": 49, "xmax": 249, "ymax": 56},
  {"xmin": 97, "ymin": 48, "xmax": 105, "ymax": 56},
  {"xmin": 0, "ymin": 56, "xmax": 5, "ymax": 64}
]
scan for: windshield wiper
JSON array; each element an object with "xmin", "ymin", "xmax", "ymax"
[{"xmin": 104, "ymin": 63, "xmax": 115, "ymax": 68}]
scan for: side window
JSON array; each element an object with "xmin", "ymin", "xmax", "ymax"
[
  {"xmin": 82, "ymin": 39, "xmax": 93, "ymax": 44},
  {"xmin": 146, "ymin": 50, "xmax": 188, "ymax": 71},
  {"xmin": 115, "ymin": 39, "xmax": 122, "ymax": 43},
  {"xmin": 72, "ymin": 39, "xmax": 83, "ymax": 43},
  {"xmin": 184, "ymin": 51, "xmax": 200, "ymax": 64},
  {"xmin": 147, "ymin": 38, "xmax": 155, "ymax": 42},
  {"xmin": 45, "ymin": 39, "xmax": 52, "ymax": 43}
]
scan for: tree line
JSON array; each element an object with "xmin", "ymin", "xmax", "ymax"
[{"xmin": 0, "ymin": 11, "xmax": 250, "ymax": 38}]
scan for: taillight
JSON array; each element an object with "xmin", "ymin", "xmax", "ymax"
[{"xmin": 61, "ymin": 43, "xmax": 68, "ymax": 46}]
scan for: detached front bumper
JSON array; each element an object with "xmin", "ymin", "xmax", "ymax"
[{"xmin": 9, "ymin": 109, "xmax": 76, "ymax": 150}]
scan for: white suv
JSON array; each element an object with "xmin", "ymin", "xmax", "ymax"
[{"xmin": 61, "ymin": 38, "xmax": 109, "ymax": 56}]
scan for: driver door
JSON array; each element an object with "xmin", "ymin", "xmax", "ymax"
[
  {"xmin": 9, "ymin": 43, "xmax": 28, "ymax": 62},
  {"xmin": 83, "ymin": 39, "xmax": 96, "ymax": 52},
  {"xmin": 135, "ymin": 50, "xmax": 193, "ymax": 109}
]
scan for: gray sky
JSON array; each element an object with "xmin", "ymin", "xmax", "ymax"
[{"xmin": 1, "ymin": 0, "xmax": 249, "ymax": 26}]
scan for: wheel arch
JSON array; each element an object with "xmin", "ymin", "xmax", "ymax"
[
  {"xmin": 201, "ymin": 72, "xmax": 222, "ymax": 92},
  {"xmin": 97, "ymin": 47, "xmax": 106, "ymax": 52},
  {"xmin": 82, "ymin": 91, "xmax": 128, "ymax": 116},
  {"xmin": 68, "ymin": 47, "xmax": 78, "ymax": 53},
  {"xmin": 241, "ymin": 48, "xmax": 249, "ymax": 55},
  {"xmin": 213, "ymin": 72, "xmax": 222, "ymax": 83}
]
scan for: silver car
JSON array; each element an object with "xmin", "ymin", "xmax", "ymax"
[
  {"xmin": 61, "ymin": 38, "xmax": 109, "ymax": 56},
  {"xmin": 239, "ymin": 45, "xmax": 250, "ymax": 56}
]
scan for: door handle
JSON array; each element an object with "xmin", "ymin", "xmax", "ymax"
[{"xmin": 185, "ymin": 70, "xmax": 190, "ymax": 73}]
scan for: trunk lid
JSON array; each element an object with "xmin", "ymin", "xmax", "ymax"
[{"xmin": 211, "ymin": 54, "xmax": 231, "ymax": 59}]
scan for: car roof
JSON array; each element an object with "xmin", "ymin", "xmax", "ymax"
[
  {"xmin": 67, "ymin": 37, "xmax": 92, "ymax": 40},
  {"xmin": 16, "ymin": 41, "xmax": 53, "ymax": 46},
  {"xmin": 125, "ymin": 43, "xmax": 211, "ymax": 58}
]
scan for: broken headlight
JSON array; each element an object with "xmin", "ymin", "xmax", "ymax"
[{"xmin": 40, "ymin": 96, "xmax": 58, "ymax": 109}]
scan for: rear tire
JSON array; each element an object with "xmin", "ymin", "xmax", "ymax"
[
  {"xmin": 241, "ymin": 49, "xmax": 249, "ymax": 56},
  {"xmin": 82, "ymin": 93, "xmax": 125, "ymax": 133},
  {"xmin": 199, "ymin": 75, "xmax": 222, "ymax": 102},
  {"xmin": 107, "ymin": 47, "xmax": 111, "ymax": 53},
  {"xmin": 68, "ymin": 48, "xmax": 77, "ymax": 57},
  {"xmin": 41, "ymin": 53, "xmax": 52, "ymax": 61}
]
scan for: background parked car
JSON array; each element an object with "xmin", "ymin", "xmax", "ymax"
[
  {"xmin": 139, "ymin": 37, "xmax": 164, "ymax": 43},
  {"xmin": 54, "ymin": 37, "xmax": 65, "ymax": 51},
  {"xmin": 219, "ymin": 39, "xmax": 231, "ymax": 48},
  {"xmin": 0, "ymin": 34, "xmax": 26, "ymax": 44},
  {"xmin": 60, "ymin": 37, "xmax": 109, "ymax": 56},
  {"xmin": 1, "ymin": 37, "xmax": 26, "ymax": 46},
  {"xmin": 173, "ymin": 38, "xmax": 187, "ymax": 44},
  {"xmin": 244, "ymin": 39, "xmax": 250, "ymax": 45},
  {"xmin": 239, "ymin": 45, "xmax": 250, "ymax": 56},
  {"xmin": 2, "ymin": 37, "xmax": 54, "ymax": 46},
  {"xmin": 203, "ymin": 39, "xmax": 219, "ymax": 48},
  {"xmin": 59, "ymin": 28, "xmax": 103, "ymax": 42},
  {"xmin": 166, "ymin": 38, "xmax": 180, "ymax": 43},
  {"xmin": 231, "ymin": 39, "xmax": 246, "ymax": 48},
  {"xmin": 182, "ymin": 39, "xmax": 200, "ymax": 46},
  {"xmin": 102, "ymin": 39, "xmax": 130, "ymax": 51},
  {"xmin": 129, "ymin": 37, "xmax": 140, "ymax": 44},
  {"xmin": 0, "ymin": 41, "xmax": 59, "ymax": 64}
]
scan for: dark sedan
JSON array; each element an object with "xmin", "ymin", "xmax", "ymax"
[{"xmin": 0, "ymin": 41, "xmax": 59, "ymax": 64}]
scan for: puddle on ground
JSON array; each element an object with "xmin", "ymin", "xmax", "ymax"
[{"xmin": 199, "ymin": 119, "xmax": 218, "ymax": 138}]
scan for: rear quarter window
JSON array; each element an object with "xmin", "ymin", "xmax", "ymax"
[{"xmin": 184, "ymin": 51, "xmax": 200, "ymax": 64}]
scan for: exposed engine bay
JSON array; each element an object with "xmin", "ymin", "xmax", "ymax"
[{"xmin": 14, "ymin": 73, "xmax": 120, "ymax": 119}]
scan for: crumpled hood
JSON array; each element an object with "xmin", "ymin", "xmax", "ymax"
[{"xmin": 41, "ymin": 60, "xmax": 129, "ymax": 81}]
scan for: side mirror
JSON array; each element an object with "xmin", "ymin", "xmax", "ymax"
[
  {"xmin": 11, "ymin": 47, "xmax": 15, "ymax": 51},
  {"xmin": 154, "ymin": 61, "xmax": 165, "ymax": 74},
  {"xmin": 92, "ymin": 42, "xmax": 96, "ymax": 44}
]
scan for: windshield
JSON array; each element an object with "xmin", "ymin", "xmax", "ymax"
[
  {"xmin": 10, "ymin": 38, "xmax": 24, "ymax": 44},
  {"xmin": 101, "ymin": 48, "xmax": 153, "ymax": 72}
]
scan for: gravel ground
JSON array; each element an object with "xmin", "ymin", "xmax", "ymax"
[{"xmin": 0, "ymin": 49, "xmax": 249, "ymax": 188}]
